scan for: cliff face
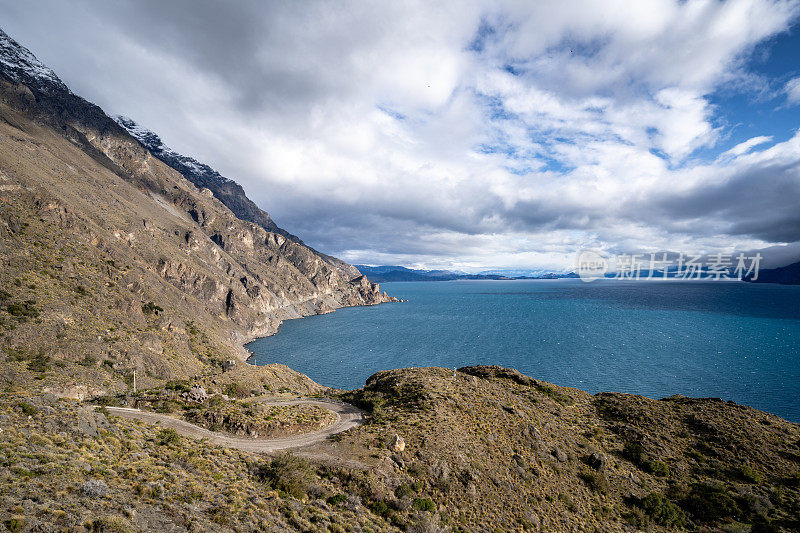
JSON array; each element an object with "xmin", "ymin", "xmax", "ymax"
[
  {"xmin": 0, "ymin": 27, "xmax": 394, "ymax": 390},
  {"xmin": 113, "ymin": 115, "xmax": 363, "ymax": 278}
]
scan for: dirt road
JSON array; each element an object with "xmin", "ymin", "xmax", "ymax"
[{"xmin": 101, "ymin": 398, "xmax": 365, "ymax": 453}]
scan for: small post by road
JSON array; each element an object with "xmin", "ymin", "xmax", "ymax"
[{"xmin": 133, "ymin": 370, "xmax": 136, "ymax": 394}]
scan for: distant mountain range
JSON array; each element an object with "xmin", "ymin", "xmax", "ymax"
[
  {"xmin": 355, "ymin": 265, "xmax": 578, "ymax": 282},
  {"xmin": 358, "ymin": 261, "xmax": 800, "ymax": 284},
  {"xmin": 745, "ymin": 260, "xmax": 800, "ymax": 285}
]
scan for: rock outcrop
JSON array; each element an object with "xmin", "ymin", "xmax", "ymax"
[{"xmin": 113, "ymin": 115, "xmax": 361, "ymax": 278}]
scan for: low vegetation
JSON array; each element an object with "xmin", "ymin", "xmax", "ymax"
[
  {"xmin": 184, "ymin": 400, "xmax": 337, "ymax": 437},
  {"xmin": 1, "ymin": 365, "xmax": 799, "ymax": 531}
]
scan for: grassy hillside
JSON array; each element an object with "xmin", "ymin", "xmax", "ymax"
[{"xmin": 1, "ymin": 366, "xmax": 798, "ymax": 531}]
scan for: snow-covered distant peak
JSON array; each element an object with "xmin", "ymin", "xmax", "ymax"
[{"xmin": 0, "ymin": 28, "xmax": 68, "ymax": 93}]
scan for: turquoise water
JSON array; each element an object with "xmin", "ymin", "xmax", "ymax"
[{"xmin": 248, "ymin": 280, "xmax": 800, "ymax": 421}]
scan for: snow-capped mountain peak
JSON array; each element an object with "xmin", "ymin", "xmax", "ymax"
[
  {"xmin": 113, "ymin": 115, "xmax": 231, "ymax": 185},
  {"xmin": 114, "ymin": 115, "xmax": 169, "ymax": 153},
  {"xmin": 0, "ymin": 28, "xmax": 68, "ymax": 93}
]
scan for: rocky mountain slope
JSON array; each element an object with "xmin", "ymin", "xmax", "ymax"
[
  {"xmin": 111, "ymin": 115, "xmax": 283, "ymax": 234},
  {"xmin": 0, "ymin": 27, "xmax": 394, "ymax": 394},
  {"xmin": 112, "ymin": 115, "xmax": 357, "ymax": 276}
]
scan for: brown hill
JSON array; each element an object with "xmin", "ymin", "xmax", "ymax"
[
  {"xmin": 0, "ymin": 27, "xmax": 394, "ymax": 394},
  {"xmin": 1, "ymin": 366, "xmax": 798, "ymax": 531}
]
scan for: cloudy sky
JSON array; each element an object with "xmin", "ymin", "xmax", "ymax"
[{"xmin": 3, "ymin": 0, "xmax": 800, "ymax": 272}]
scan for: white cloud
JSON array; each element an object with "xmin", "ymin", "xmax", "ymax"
[
  {"xmin": 1, "ymin": 0, "xmax": 799, "ymax": 270},
  {"xmin": 786, "ymin": 76, "xmax": 800, "ymax": 104},
  {"xmin": 720, "ymin": 135, "xmax": 774, "ymax": 158}
]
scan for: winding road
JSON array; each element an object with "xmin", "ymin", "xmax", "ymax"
[{"xmin": 101, "ymin": 398, "xmax": 365, "ymax": 453}]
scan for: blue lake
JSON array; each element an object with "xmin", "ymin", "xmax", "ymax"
[{"xmin": 248, "ymin": 279, "xmax": 800, "ymax": 422}]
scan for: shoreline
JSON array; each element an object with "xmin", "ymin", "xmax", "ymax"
[
  {"xmin": 238, "ymin": 282, "xmax": 800, "ymax": 423},
  {"xmin": 240, "ymin": 296, "xmax": 399, "ymax": 376}
]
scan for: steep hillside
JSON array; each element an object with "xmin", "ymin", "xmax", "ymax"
[
  {"xmin": 330, "ymin": 366, "xmax": 800, "ymax": 531},
  {"xmin": 111, "ymin": 115, "xmax": 283, "ymax": 235},
  {"xmin": 0, "ymin": 27, "xmax": 394, "ymax": 394},
  {"xmin": 112, "ymin": 115, "xmax": 358, "ymax": 277}
]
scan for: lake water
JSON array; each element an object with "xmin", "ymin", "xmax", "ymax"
[{"xmin": 248, "ymin": 279, "xmax": 800, "ymax": 422}]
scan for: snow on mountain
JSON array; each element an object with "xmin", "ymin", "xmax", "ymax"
[
  {"xmin": 0, "ymin": 28, "xmax": 68, "ymax": 93},
  {"xmin": 113, "ymin": 114, "xmax": 296, "ymax": 240},
  {"xmin": 114, "ymin": 115, "xmax": 231, "ymax": 186}
]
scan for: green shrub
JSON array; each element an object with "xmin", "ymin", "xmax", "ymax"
[
  {"xmin": 681, "ymin": 483, "xmax": 741, "ymax": 522},
  {"xmin": 412, "ymin": 498, "xmax": 436, "ymax": 512},
  {"xmin": 18, "ymin": 402, "xmax": 37, "ymax": 415},
  {"xmin": 407, "ymin": 462, "xmax": 426, "ymax": 478},
  {"xmin": 622, "ymin": 441, "xmax": 669, "ymax": 476},
  {"xmin": 535, "ymin": 384, "xmax": 574, "ymax": 405},
  {"xmin": 6, "ymin": 300, "xmax": 39, "ymax": 319},
  {"xmin": 623, "ymin": 507, "xmax": 649, "ymax": 528},
  {"xmin": 27, "ymin": 354, "xmax": 50, "ymax": 373},
  {"xmin": 207, "ymin": 506, "xmax": 228, "ymax": 525},
  {"xmin": 326, "ymin": 494, "xmax": 347, "ymax": 505},
  {"xmin": 155, "ymin": 400, "xmax": 179, "ymax": 413},
  {"xmin": 578, "ymin": 469, "xmax": 609, "ymax": 493},
  {"xmin": 685, "ymin": 449, "xmax": 705, "ymax": 462},
  {"xmin": 79, "ymin": 355, "xmax": 97, "ymax": 367},
  {"xmin": 165, "ymin": 380, "xmax": 190, "ymax": 393},
  {"xmin": 256, "ymin": 455, "xmax": 315, "ymax": 499},
  {"xmin": 156, "ymin": 428, "xmax": 180, "ymax": 446},
  {"xmin": 370, "ymin": 500, "xmax": 389, "ymax": 515},
  {"xmin": 733, "ymin": 464, "xmax": 763, "ymax": 483},
  {"xmin": 559, "ymin": 493, "xmax": 578, "ymax": 512},
  {"xmin": 395, "ymin": 484, "xmax": 414, "ymax": 498},
  {"xmin": 141, "ymin": 302, "xmax": 163, "ymax": 315},
  {"xmin": 223, "ymin": 382, "xmax": 249, "ymax": 398},
  {"xmin": 640, "ymin": 493, "xmax": 687, "ymax": 528},
  {"xmin": 87, "ymin": 515, "xmax": 134, "ymax": 533},
  {"xmin": 622, "ymin": 441, "xmax": 646, "ymax": 464},
  {"xmin": 644, "ymin": 460, "xmax": 669, "ymax": 477},
  {"xmin": 4, "ymin": 517, "xmax": 25, "ymax": 533},
  {"xmin": 7, "ymin": 349, "xmax": 27, "ymax": 362}
]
